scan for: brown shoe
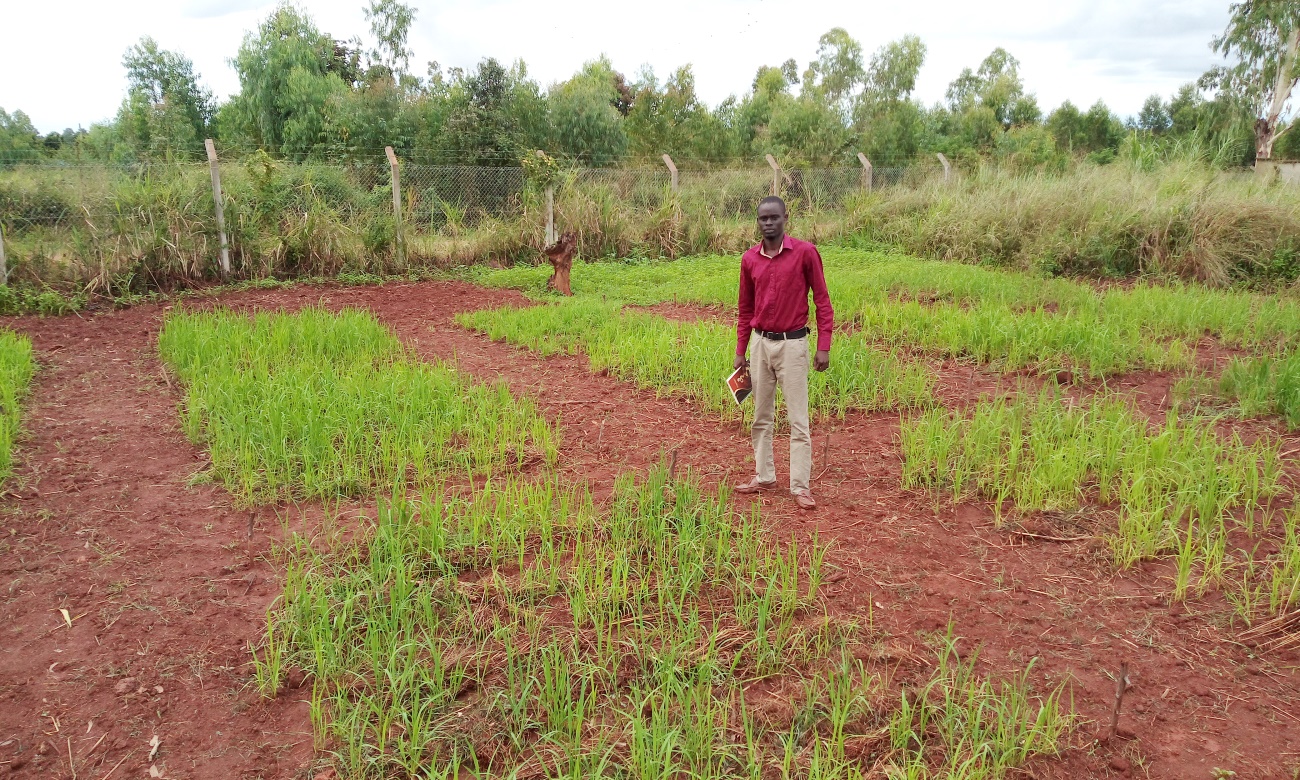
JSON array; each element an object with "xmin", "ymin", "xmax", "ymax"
[
  {"xmin": 735, "ymin": 476, "xmax": 777, "ymax": 494},
  {"xmin": 792, "ymin": 489, "xmax": 816, "ymax": 510}
]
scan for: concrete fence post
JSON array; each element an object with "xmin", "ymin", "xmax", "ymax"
[
  {"xmin": 536, "ymin": 150, "xmax": 556, "ymax": 246},
  {"xmin": 936, "ymin": 153, "xmax": 952, "ymax": 183},
  {"xmin": 385, "ymin": 146, "xmax": 405, "ymax": 267},
  {"xmin": 765, "ymin": 154, "xmax": 781, "ymax": 196},
  {"xmin": 545, "ymin": 186, "xmax": 555, "ymax": 246},
  {"xmin": 856, "ymin": 152, "xmax": 873, "ymax": 192},
  {"xmin": 661, "ymin": 154, "xmax": 679, "ymax": 193},
  {"xmin": 204, "ymin": 139, "xmax": 231, "ymax": 279}
]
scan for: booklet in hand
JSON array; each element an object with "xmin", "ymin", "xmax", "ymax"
[{"xmin": 726, "ymin": 365, "xmax": 752, "ymax": 405}]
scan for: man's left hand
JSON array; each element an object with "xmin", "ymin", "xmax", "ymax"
[{"xmin": 814, "ymin": 350, "xmax": 830, "ymax": 372}]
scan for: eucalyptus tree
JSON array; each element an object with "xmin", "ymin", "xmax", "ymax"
[
  {"xmin": 118, "ymin": 37, "xmax": 214, "ymax": 157},
  {"xmin": 1209, "ymin": 0, "xmax": 1300, "ymax": 160}
]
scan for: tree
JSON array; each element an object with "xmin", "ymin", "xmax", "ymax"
[
  {"xmin": 802, "ymin": 28, "xmax": 865, "ymax": 112},
  {"xmin": 0, "ymin": 108, "xmax": 44, "ymax": 163},
  {"xmin": 118, "ymin": 37, "xmax": 214, "ymax": 157},
  {"xmin": 862, "ymin": 35, "xmax": 925, "ymax": 105},
  {"xmin": 441, "ymin": 58, "xmax": 546, "ymax": 165},
  {"xmin": 769, "ymin": 96, "xmax": 850, "ymax": 164},
  {"xmin": 946, "ymin": 48, "xmax": 1028, "ymax": 128},
  {"xmin": 1168, "ymin": 84, "xmax": 1206, "ymax": 135},
  {"xmin": 1136, "ymin": 94, "xmax": 1172, "ymax": 133},
  {"xmin": 625, "ymin": 65, "xmax": 721, "ymax": 161},
  {"xmin": 228, "ymin": 4, "xmax": 349, "ymax": 157},
  {"xmin": 549, "ymin": 58, "xmax": 628, "ymax": 165},
  {"xmin": 854, "ymin": 36, "xmax": 927, "ymax": 161},
  {"xmin": 1210, "ymin": 0, "xmax": 1300, "ymax": 160},
  {"xmin": 732, "ymin": 65, "xmax": 793, "ymax": 159},
  {"xmin": 364, "ymin": 0, "xmax": 416, "ymax": 82}
]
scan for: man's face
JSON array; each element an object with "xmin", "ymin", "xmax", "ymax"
[{"xmin": 757, "ymin": 202, "xmax": 787, "ymax": 240}]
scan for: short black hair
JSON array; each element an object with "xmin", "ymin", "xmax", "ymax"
[{"xmin": 757, "ymin": 195, "xmax": 787, "ymax": 214}]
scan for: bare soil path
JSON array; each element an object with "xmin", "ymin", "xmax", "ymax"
[{"xmin": 2, "ymin": 279, "xmax": 1297, "ymax": 780}]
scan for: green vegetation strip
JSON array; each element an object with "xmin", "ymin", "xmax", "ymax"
[
  {"xmin": 159, "ymin": 307, "xmax": 556, "ymax": 503},
  {"xmin": 1213, "ymin": 350, "xmax": 1300, "ymax": 430},
  {"xmin": 0, "ymin": 331, "xmax": 35, "ymax": 483},
  {"xmin": 900, "ymin": 393, "xmax": 1295, "ymax": 612},
  {"xmin": 474, "ymin": 248, "xmax": 1300, "ymax": 377},
  {"xmin": 257, "ymin": 464, "xmax": 1070, "ymax": 778},
  {"xmin": 458, "ymin": 300, "xmax": 934, "ymax": 419}
]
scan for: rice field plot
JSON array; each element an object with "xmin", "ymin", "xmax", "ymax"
[
  {"xmin": 1194, "ymin": 349, "xmax": 1300, "ymax": 430},
  {"xmin": 473, "ymin": 247, "xmax": 1300, "ymax": 384},
  {"xmin": 158, "ymin": 307, "xmax": 556, "ymax": 503},
  {"xmin": 259, "ymin": 462, "xmax": 1071, "ymax": 779},
  {"xmin": 0, "ymin": 330, "xmax": 35, "ymax": 483},
  {"xmin": 899, "ymin": 391, "xmax": 1296, "ymax": 614},
  {"xmin": 458, "ymin": 299, "xmax": 934, "ymax": 420}
]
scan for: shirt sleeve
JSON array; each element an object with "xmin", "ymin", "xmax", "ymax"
[
  {"xmin": 737, "ymin": 255, "xmax": 754, "ymax": 356},
  {"xmin": 805, "ymin": 246, "xmax": 834, "ymax": 352}
]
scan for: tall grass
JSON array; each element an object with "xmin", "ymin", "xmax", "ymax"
[
  {"xmin": 899, "ymin": 392, "xmax": 1284, "ymax": 599},
  {"xmin": 258, "ymin": 463, "xmax": 1071, "ymax": 778},
  {"xmin": 846, "ymin": 160, "xmax": 1300, "ymax": 285},
  {"xmin": 6, "ymin": 156, "xmax": 1300, "ymax": 293},
  {"xmin": 0, "ymin": 331, "xmax": 35, "ymax": 483},
  {"xmin": 458, "ymin": 300, "xmax": 934, "ymax": 419},
  {"xmin": 158, "ymin": 307, "xmax": 556, "ymax": 503}
]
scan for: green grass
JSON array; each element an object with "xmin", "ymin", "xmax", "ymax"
[
  {"xmin": 860, "ymin": 298, "xmax": 1192, "ymax": 378},
  {"xmin": 1228, "ymin": 506, "xmax": 1300, "ymax": 622},
  {"xmin": 257, "ymin": 462, "xmax": 1071, "ymax": 778},
  {"xmin": 1212, "ymin": 350, "xmax": 1300, "ymax": 429},
  {"xmin": 0, "ymin": 330, "xmax": 35, "ymax": 483},
  {"xmin": 899, "ymin": 392, "xmax": 1285, "ymax": 600},
  {"xmin": 458, "ymin": 300, "xmax": 934, "ymax": 419},
  {"xmin": 158, "ymin": 307, "xmax": 556, "ymax": 503},
  {"xmin": 472, "ymin": 247, "xmax": 1300, "ymax": 379}
]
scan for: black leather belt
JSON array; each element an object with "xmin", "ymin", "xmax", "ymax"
[{"xmin": 756, "ymin": 327, "xmax": 809, "ymax": 341}]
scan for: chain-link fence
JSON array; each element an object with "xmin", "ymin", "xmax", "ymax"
[{"xmin": 0, "ymin": 153, "xmax": 941, "ymax": 285}]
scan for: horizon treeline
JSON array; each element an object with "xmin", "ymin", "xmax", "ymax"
[{"xmin": 0, "ymin": 1, "xmax": 1294, "ymax": 169}]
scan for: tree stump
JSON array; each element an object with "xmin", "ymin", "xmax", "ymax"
[{"xmin": 543, "ymin": 231, "xmax": 577, "ymax": 296}]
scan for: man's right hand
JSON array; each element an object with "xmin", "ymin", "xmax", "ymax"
[{"xmin": 734, "ymin": 354, "xmax": 748, "ymax": 370}]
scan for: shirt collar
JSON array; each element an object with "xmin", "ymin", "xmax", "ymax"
[{"xmin": 758, "ymin": 235, "xmax": 793, "ymax": 259}]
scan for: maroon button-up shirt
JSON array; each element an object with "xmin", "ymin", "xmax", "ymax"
[{"xmin": 736, "ymin": 235, "xmax": 834, "ymax": 356}]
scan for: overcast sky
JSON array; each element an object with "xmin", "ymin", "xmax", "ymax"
[{"xmin": 1, "ymin": 0, "xmax": 1231, "ymax": 134}]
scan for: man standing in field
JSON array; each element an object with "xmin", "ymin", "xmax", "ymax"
[{"xmin": 733, "ymin": 196, "xmax": 833, "ymax": 510}]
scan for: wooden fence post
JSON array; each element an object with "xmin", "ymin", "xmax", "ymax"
[
  {"xmin": 662, "ymin": 154, "xmax": 679, "ymax": 193},
  {"xmin": 856, "ymin": 153, "xmax": 873, "ymax": 192},
  {"xmin": 765, "ymin": 154, "xmax": 781, "ymax": 196},
  {"xmin": 385, "ymin": 146, "xmax": 405, "ymax": 266},
  {"xmin": 204, "ymin": 139, "xmax": 231, "ymax": 279},
  {"xmin": 0, "ymin": 223, "xmax": 8, "ymax": 287},
  {"xmin": 936, "ymin": 153, "xmax": 952, "ymax": 183}
]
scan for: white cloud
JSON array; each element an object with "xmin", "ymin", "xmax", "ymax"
[{"xmin": 0, "ymin": 0, "xmax": 1234, "ymax": 134}]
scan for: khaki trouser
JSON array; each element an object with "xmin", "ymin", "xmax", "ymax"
[{"xmin": 750, "ymin": 332, "xmax": 812, "ymax": 492}]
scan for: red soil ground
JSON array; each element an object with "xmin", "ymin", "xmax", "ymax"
[{"xmin": 1, "ymin": 279, "xmax": 1297, "ymax": 779}]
